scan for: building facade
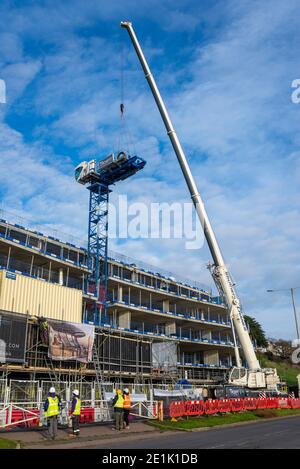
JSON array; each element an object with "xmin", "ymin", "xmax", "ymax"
[{"xmin": 0, "ymin": 215, "xmax": 235, "ymax": 386}]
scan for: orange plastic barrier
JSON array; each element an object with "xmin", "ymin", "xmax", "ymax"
[
  {"xmin": 217, "ymin": 399, "xmax": 232, "ymax": 413},
  {"xmin": 243, "ymin": 398, "xmax": 258, "ymax": 410},
  {"xmin": 265, "ymin": 398, "xmax": 278, "ymax": 409},
  {"xmin": 169, "ymin": 400, "xmax": 185, "ymax": 418},
  {"xmin": 289, "ymin": 398, "xmax": 300, "ymax": 409},
  {"xmin": 230, "ymin": 398, "xmax": 244, "ymax": 412},
  {"xmin": 256, "ymin": 398, "xmax": 268, "ymax": 409},
  {"xmin": 25, "ymin": 408, "xmax": 40, "ymax": 427},
  {"xmin": 6, "ymin": 408, "xmax": 40, "ymax": 428},
  {"xmin": 277, "ymin": 398, "xmax": 290, "ymax": 409},
  {"xmin": 185, "ymin": 400, "xmax": 205, "ymax": 416},
  {"xmin": 9, "ymin": 410, "xmax": 26, "ymax": 428},
  {"xmin": 205, "ymin": 399, "xmax": 219, "ymax": 414},
  {"xmin": 79, "ymin": 407, "xmax": 94, "ymax": 423}
]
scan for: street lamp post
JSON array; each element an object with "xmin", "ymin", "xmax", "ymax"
[{"xmin": 267, "ymin": 287, "xmax": 300, "ymax": 341}]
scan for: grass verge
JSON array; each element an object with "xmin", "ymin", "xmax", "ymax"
[
  {"xmin": 0, "ymin": 438, "xmax": 20, "ymax": 449},
  {"xmin": 149, "ymin": 408, "xmax": 300, "ymax": 432}
]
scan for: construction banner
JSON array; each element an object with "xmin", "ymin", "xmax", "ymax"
[
  {"xmin": 0, "ymin": 312, "xmax": 27, "ymax": 363},
  {"xmin": 152, "ymin": 341, "xmax": 177, "ymax": 371},
  {"xmin": 48, "ymin": 320, "xmax": 94, "ymax": 363}
]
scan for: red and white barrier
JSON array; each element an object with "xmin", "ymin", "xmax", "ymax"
[{"xmin": 168, "ymin": 397, "xmax": 300, "ymax": 419}]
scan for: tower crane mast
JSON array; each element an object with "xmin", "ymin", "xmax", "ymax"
[{"xmin": 121, "ymin": 21, "xmax": 279, "ymax": 389}]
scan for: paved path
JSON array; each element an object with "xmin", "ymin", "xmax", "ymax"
[
  {"xmin": 93, "ymin": 415, "xmax": 300, "ymax": 449},
  {"xmin": 0, "ymin": 421, "xmax": 160, "ymax": 449}
]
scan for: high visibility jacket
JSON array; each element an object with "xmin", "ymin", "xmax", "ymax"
[
  {"xmin": 45, "ymin": 396, "xmax": 59, "ymax": 418},
  {"xmin": 114, "ymin": 394, "xmax": 124, "ymax": 408},
  {"xmin": 72, "ymin": 398, "xmax": 81, "ymax": 416},
  {"xmin": 123, "ymin": 394, "xmax": 131, "ymax": 409}
]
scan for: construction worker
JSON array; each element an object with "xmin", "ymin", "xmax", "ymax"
[
  {"xmin": 123, "ymin": 388, "xmax": 131, "ymax": 429},
  {"xmin": 43, "ymin": 386, "xmax": 61, "ymax": 440},
  {"xmin": 111, "ymin": 389, "xmax": 124, "ymax": 431},
  {"xmin": 70, "ymin": 389, "xmax": 81, "ymax": 436}
]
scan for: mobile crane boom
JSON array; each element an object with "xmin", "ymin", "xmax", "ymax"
[{"xmin": 121, "ymin": 21, "xmax": 279, "ymax": 388}]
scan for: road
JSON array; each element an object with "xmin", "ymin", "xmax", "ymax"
[{"xmin": 93, "ymin": 416, "xmax": 300, "ymax": 449}]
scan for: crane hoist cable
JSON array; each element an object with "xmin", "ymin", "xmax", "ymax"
[{"xmin": 115, "ymin": 30, "xmax": 137, "ymax": 156}]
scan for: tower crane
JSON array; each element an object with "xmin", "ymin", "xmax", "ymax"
[
  {"xmin": 121, "ymin": 21, "xmax": 279, "ymax": 389},
  {"xmin": 75, "ymin": 151, "xmax": 146, "ymax": 325}
]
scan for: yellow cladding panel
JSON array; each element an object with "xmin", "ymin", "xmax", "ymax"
[{"xmin": 0, "ymin": 270, "xmax": 82, "ymax": 323}]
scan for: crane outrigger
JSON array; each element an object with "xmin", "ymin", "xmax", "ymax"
[{"xmin": 121, "ymin": 21, "xmax": 279, "ymax": 389}]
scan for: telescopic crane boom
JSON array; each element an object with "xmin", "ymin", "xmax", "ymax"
[{"xmin": 121, "ymin": 21, "xmax": 279, "ymax": 389}]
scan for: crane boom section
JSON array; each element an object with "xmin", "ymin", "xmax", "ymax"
[{"xmin": 121, "ymin": 21, "xmax": 260, "ymax": 370}]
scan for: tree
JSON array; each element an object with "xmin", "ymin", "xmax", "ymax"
[
  {"xmin": 272, "ymin": 339, "xmax": 293, "ymax": 360},
  {"xmin": 244, "ymin": 315, "xmax": 268, "ymax": 348}
]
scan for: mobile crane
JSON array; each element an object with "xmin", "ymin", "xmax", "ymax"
[{"xmin": 121, "ymin": 21, "xmax": 279, "ymax": 390}]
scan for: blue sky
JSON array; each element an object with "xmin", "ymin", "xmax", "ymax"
[{"xmin": 0, "ymin": 0, "xmax": 300, "ymax": 339}]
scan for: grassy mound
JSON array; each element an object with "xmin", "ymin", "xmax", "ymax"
[{"xmin": 258, "ymin": 353, "xmax": 300, "ymax": 387}]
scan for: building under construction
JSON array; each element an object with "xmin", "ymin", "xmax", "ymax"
[
  {"xmin": 0, "ymin": 211, "xmax": 235, "ymax": 396},
  {"xmin": 0, "ymin": 22, "xmax": 282, "ymax": 412}
]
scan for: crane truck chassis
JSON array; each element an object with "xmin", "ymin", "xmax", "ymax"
[{"xmin": 121, "ymin": 21, "xmax": 280, "ymax": 391}]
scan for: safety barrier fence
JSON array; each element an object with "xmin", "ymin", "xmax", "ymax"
[
  {"xmin": 169, "ymin": 397, "xmax": 300, "ymax": 418},
  {"xmin": 0, "ymin": 400, "xmax": 163, "ymax": 430}
]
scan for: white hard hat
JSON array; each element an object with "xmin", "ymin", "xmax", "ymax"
[
  {"xmin": 73, "ymin": 389, "xmax": 79, "ymax": 396},
  {"xmin": 49, "ymin": 387, "xmax": 56, "ymax": 393},
  {"xmin": 124, "ymin": 388, "xmax": 129, "ymax": 394}
]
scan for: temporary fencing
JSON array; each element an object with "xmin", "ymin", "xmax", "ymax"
[
  {"xmin": 2, "ymin": 396, "xmax": 300, "ymax": 428},
  {"xmin": 0, "ymin": 400, "xmax": 162, "ymax": 430},
  {"xmin": 169, "ymin": 397, "xmax": 300, "ymax": 419}
]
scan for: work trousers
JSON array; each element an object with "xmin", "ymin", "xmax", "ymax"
[
  {"xmin": 123, "ymin": 408, "xmax": 130, "ymax": 427},
  {"xmin": 72, "ymin": 415, "xmax": 80, "ymax": 435},
  {"xmin": 47, "ymin": 416, "xmax": 58, "ymax": 439},
  {"xmin": 114, "ymin": 410, "xmax": 124, "ymax": 430}
]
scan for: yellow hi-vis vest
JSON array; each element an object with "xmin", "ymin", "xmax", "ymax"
[
  {"xmin": 72, "ymin": 398, "xmax": 81, "ymax": 416},
  {"xmin": 45, "ymin": 396, "xmax": 59, "ymax": 418},
  {"xmin": 114, "ymin": 395, "xmax": 124, "ymax": 408}
]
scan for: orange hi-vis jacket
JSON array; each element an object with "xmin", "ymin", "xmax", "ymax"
[{"xmin": 123, "ymin": 394, "xmax": 131, "ymax": 409}]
